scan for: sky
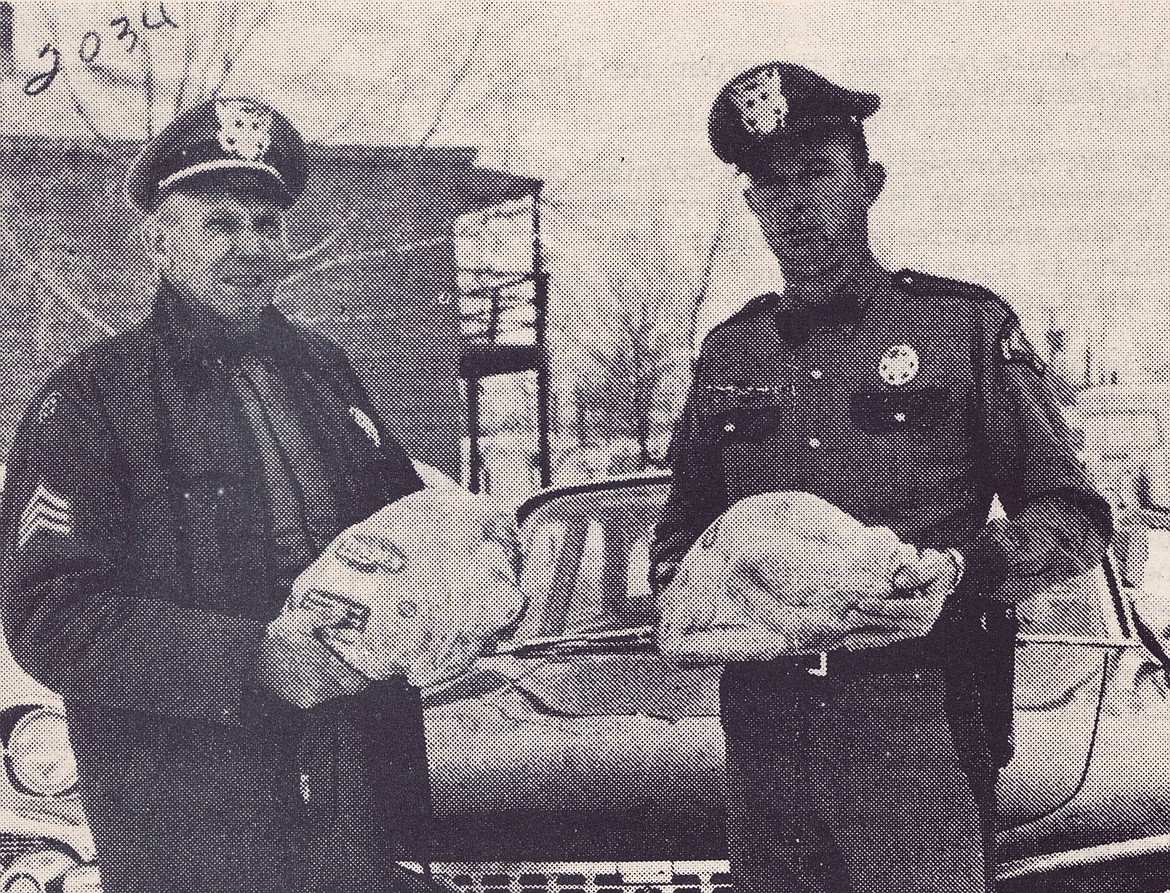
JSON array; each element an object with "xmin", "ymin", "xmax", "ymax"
[{"xmin": 9, "ymin": 0, "xmax": 1170, "ymax": 371}]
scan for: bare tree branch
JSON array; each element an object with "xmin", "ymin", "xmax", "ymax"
[
  {"xmin": 172, "ymin": 4, "xmax": 199, "ymax": 114},
  {"xmin": 35, "ymin": 1, "xmax": 118, "ymax": 155},
  {"xmin": 278, "ymin": 236, "xmax": 452, "ymax": 296},
  {"xmin": 321, "ymin": 0, "xmax": 429, "ymax": 141},
  {"xmin": 0, "ymin": 228, "xmax": 117, "ymax": 337},
  {"xmin": 194, "ymin": 5, "xmax": 232, "ymax": 103},
  {"xmin": 208, "ymin": 0, "xmax": 276, "ymax": 98},
  {"xmin": 684, "ymin": 176, "xmax": 737, "ymax": 351},
  {"xmin": 139, "ymin": 4, "xmax": 156, "ymax": 139},
  {"xmin": 417, "ymin": 0, "xmax": 490, "ymax": 147}
]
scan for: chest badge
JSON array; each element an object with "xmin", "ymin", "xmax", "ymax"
[
  {"xmin": 349, "ymin": 406, "xmax": 381, "ymax": 447},
  {"xmin": 878, "ymin": 344, "xmax": 919, "ymax": 386}
]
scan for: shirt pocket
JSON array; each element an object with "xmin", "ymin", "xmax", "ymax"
[
  {"xmin": 698, "ymin": 386, "xmax": 794, "ymax": 444},
  {"xmin": 849, "ymin": 388, "xmax": 952, "ymax": 435}
]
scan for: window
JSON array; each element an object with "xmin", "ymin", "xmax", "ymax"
[
  {"xmin": 1015, "ymin": 565, "xmax": 1112, "ymax": 639},
  {"xmin": 517, "ymin": 482, "xmax": 670, "ymax": 638}
]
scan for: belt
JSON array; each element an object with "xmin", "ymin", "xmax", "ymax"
[{"xmin": 765, "ymin": 638, "xmax": 940, "ymax": 678}]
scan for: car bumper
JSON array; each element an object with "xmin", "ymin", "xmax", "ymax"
[{"xmin": 412, "ymin": 860, "xmax": 734, "ymax": 893}]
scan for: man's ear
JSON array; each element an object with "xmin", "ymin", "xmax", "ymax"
[{"xmin": 863, "ymin": 161, "xmax": 886, "ymax": 205}]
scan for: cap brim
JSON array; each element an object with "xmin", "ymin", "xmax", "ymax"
[
  {"xmin": 133, "ymin": 162, "xmax": 294, "ymax": 212},
  {"xmin": 159, "ymin": 160, "xmax": 290, "ymax": 202},
  {"xmin": 734, "ymin": 120, "xmax": 867, "ymax": 172}
]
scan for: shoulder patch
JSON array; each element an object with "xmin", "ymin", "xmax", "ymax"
[
  {"xmin": 998, "ymin": 318, "xmax": 1047, "ymax": 375},
  {"xmin": 893, "ymin": 269, "xmax": 1001, "ymax": 303}
]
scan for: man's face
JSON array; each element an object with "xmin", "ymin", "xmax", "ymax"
[
  {"xmin": 743, "ymin": 133, "xmax": 883, "ymax": 283},
  {"xmin": 151, "ymin": 185, "xmax": 290, "ymax": 334}
]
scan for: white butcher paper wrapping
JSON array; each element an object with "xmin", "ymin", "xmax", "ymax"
[
  {"xmin": 288, "ymin": 488, "xmax": 526, "ymax": 688},
  {"xmin": 657, "ymin": 491, "xmax": 923, "ymax": 661}
]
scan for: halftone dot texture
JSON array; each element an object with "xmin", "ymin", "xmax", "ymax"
[{"xmin": 0, "ymin": 3, "xmax": 1157, "ymax": 893}]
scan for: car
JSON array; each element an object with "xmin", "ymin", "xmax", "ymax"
[
  {"xmin": 0, "ymin": 640, "xmax": 98, "ymax": 893},
  {"xmin": 6, "ymin": 472, "xmax": 1170, "ymax": 892},
  {"xmin": 420, "ymin": 474, "xmax": 1170, "ymax": 893}
]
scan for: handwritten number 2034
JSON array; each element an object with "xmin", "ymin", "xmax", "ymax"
[{"xmin": 24, "ymin": 5, "xmax": 180, "ymax": 97}]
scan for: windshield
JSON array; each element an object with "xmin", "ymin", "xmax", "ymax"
[
  {"xmin": 519, "ymin": 479, "xmax": 671, "ymax": 638},
  {"xmin": 1014, "ymin": 565, "xmax": 1113, "ymax": 639}
]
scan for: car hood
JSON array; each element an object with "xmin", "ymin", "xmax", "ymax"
[{"xmin": 426, "ymin": 653, "xmax": 721, "ymax": 721}]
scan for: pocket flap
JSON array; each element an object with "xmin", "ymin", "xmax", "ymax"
[{"xmin": 850, "ymin": 388, "xmax": 951, "ymax": 434}]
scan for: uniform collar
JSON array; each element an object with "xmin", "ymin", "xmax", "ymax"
[
  {"xmin": 775, "ymin": 286, "xmax": 868, "ymax": 342},
  {"xmin": 151, "ymin": 280, "xmax": 307, "ymax": 378},
  {"xmin": 774, "ymin": 266, "xmax": 893, "ymax": 341}
]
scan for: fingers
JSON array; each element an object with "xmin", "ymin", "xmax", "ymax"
[
  {"xmin": 852, "ymin": 591, "xmax": 944, "ymax": 620},
  {"xmin": 891, "ymin": 549, "xmax": 953, "ymax": 593},
  {"xmin": 849, "ymin": 591, "xmax": 946, "ymax": 638},
  {"xmin": 283, "ymin": 595, "xmax": 356, "ymax": 632}
]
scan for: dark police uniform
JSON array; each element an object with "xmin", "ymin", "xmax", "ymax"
[
  {"xmin": 0, "ymin": 100, "xmax": 435, "ymax": 893},
  {"xmin": 650, "ymin": 64, "xmax": 1112, "ymax": 893}
]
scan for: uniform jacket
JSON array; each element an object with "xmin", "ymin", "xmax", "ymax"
[
  {"xmin": 0, "ymin": 285, "xmax": 430, "ymax": 892},
  {"xmin": 650, "ymin": 269, "xmax": 1113, "ymax": 768}
]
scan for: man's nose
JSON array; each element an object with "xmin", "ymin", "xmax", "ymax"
[
  {"xmin": 771, "ymin": 180, "xmax": 808, "ymax": 215},
  {"xmin": 233, "ymin": 224, "xmax": 266, "ymax": 256},
  {"xmin": 754, "ymin": 180, "xmax": 805, "ymax": 217}
]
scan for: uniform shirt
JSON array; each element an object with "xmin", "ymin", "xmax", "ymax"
[{"xmin": 651, "ymin": 268, "xmax": 1111, "ymax": 620}]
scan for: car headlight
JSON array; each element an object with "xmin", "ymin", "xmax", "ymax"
[
  {"xmin": 7, "ymin": 708, "xmax": 78, "ymax": 796},
  {"xmin": 0, "ymin": 849, "xmax": 81, "ymax": 893}
]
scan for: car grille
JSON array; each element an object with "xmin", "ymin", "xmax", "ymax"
[
  {"xmin": 427, "ymin": 861, "xmax": 734, "ymax": 893},
  {"xmin": 0, "ymin": 834, "xmax": 59, "ymax": 870}
]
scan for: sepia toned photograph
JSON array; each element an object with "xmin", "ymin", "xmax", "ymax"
[{"xmin": 0, "ymin": 2, "xmax": 1164, "ymax": 891}]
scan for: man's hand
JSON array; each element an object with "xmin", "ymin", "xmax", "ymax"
[
  {"xmin": 841, "ymin": 548, "xmax": 961, "ymax": 650},
  {"xmin": 252, "ymin": 603, "xmax": 369, "ymax": 710}
]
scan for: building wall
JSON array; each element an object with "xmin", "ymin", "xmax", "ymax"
[{"xmin": 0, "ymin": 141, "xmax": 534, "ymax": 475}]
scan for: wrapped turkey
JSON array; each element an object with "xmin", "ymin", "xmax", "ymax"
[
  {"xmin": 656, "ymin": 491, "xmax": 923, "ymax": 662},
  {"xmin": 287, "ymin": 488, "xmax": 526, "ymax": 688}
]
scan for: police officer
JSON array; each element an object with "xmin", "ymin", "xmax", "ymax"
[
  {"xmin": 0, "ymin": 99, "xmax": 438, "ymax": 892},
  {"xmin": 650, "ymin": 63, "xmax": 1112, "ymax": 893}
]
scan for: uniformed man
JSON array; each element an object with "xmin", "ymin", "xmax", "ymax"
[
  {"xmin": 650, "ymin": 63, "xmax": 1113, "ymax": 893},
  {"xmin": 0, "ymin": 99, "xmax": 442, "ymax": 893}
]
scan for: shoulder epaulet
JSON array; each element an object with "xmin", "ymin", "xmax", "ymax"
[
  {"xmin": 892, "ymin": 269, "xmax": 1002, "ymax": 303},
  {"xmin": 706, "ymin": 292, "xmax": 782, "ymax": 337}
]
